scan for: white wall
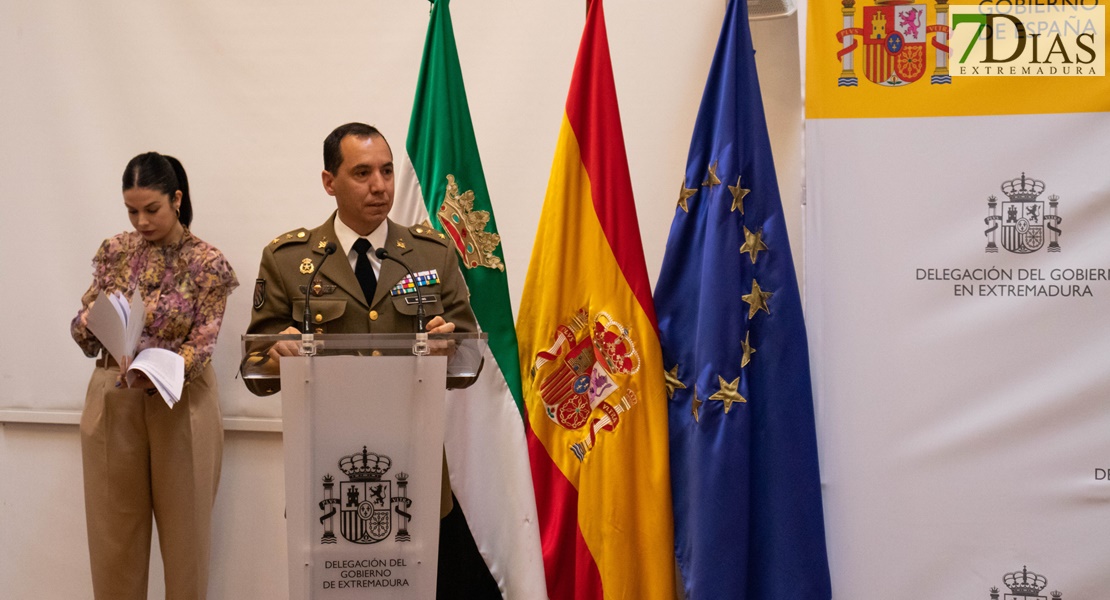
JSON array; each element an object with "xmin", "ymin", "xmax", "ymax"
[{"xmin": 0, "ymin": 1, "xmax": 804, "ymax": 597}]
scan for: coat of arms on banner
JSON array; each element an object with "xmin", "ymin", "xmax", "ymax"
[
  {"xmin": 436, "ymin": 174, "xmax": 505, "ymax": 272},
  {"xmin": 318, "ymin": 447, "xmax": 413, "ymax": 545},
  {"xmin": 835, "ymin": 0, "xmax": 952, "ymax": 86},
  {"xmin": 984, "ymin": 173, "xmax": 1063, "ymax": 254},
  {"xmin": 532, "ymin": 309, "xmax": 642, "ymax": 461},
  {"xmin": 988, "ymin": 565, "xmax": 1063, "ymax": 599}
]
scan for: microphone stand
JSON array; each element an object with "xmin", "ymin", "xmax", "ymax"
[
  {"xmin": 374, "ymin": 247, "xmax": 430, "ymax": 356},
  {"xmin": 302, "ymin": 242, "xmax": 337, "ymax": 356}
]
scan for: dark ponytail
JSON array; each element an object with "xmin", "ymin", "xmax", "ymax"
[{"xmin": 121, "ymin": 152, "xmax": 193, "ymax": 227}]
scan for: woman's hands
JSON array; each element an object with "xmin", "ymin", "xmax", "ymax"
[{"xmin": 116, "ymin": 355, "xmax": 155, "ymax": 390}]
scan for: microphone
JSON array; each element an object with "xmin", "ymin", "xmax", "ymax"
[
  {"xmin": 303, "ymin": 242, "xmax": 337, "ymax": 333},
  {"xmin": 374, "ymin": 247, "xmax": 426, "ymax": 333}
]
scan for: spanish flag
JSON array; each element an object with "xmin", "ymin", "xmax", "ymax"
[{"xmin": 517, "ymin": 1, "xmax": 675, "ymax": 598}]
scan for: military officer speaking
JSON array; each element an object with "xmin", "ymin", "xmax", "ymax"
[
  {"xmin": 246, "ymin": 122, "xmax": 476, "ymax": 366},
  {"xmin": 244, "ymin": 122, "xmax": 500, "ymax": 598}
]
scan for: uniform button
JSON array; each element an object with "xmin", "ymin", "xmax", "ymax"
[
  {"xmin": 371, "ymin": 350, "xmax": 382, "ymax": 357},
  {"xmin": 315, "ymin": 327, "xmax": 324, "ymax": 334},
  {"xmin": 369, "ymin": 310, "xmax": 378, "ymax": 321},
  {"xmin": 314, "ymin": 313, "xmax": 323, "ymax": 323}
]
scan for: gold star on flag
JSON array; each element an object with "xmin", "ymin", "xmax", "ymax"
[
  {"xmin": 741, "ymin": 331, "xmax": 755, "ymax": 368},
  {"xmin": 691, "ymin": 384, "xmax": 703, "ymax": 422},
  {"xmin": 708, "ymin": 375, "xmax": 746, "ymax": 414},
  {"xmin": 729, "ymin": 176, "xmax": 750, "ymax": 213},
  {"xmin": 665, "ymin": 364, "xmax": 687, "ymax": 399},
  {"xmin": 677, "ymin": 181, "xmax": 697, "ymax": 213},
  {"xmin": 742, "ymin": 279, "xmax": 773, "ymax": 319},
  {"xmin": 739, "ymin": 226, "xmax": 769, "ymax": 264},
  {"xmin": 702, "ymin": 161, "xmax": 721, "ymax": 188}
]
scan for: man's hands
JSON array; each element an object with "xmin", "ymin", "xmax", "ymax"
[
  {"xmin": 263, "ymin": 318, "xmax": 455, "ymax": 365},
  {"xmin": 267, "ymin": 326, "xmax": 305, "ymax": 362},
  {"xmin": 424, "ymin": 316, "xmax": 455, "ymax": 334}
]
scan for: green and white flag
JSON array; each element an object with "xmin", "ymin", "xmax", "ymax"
[{"xmin": 392, "ymin": 1, "xmax": 547, "ymax": 597}]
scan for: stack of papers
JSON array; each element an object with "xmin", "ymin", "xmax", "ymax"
[{"xmin": 86, "ymin": 291, "xmax": 185, "ymax": 408}]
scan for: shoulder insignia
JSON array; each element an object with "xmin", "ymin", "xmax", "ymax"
[
  {"xmin": 409, "ymin": 222, "xmax": 449, "ymax": 247},
  {"xmin": 270, "ymin": 228, "xmax": 311, "ymax": 250},
  {"xmin": 253, "ymin": 279, "xmax": 266, "ymax": 310}
]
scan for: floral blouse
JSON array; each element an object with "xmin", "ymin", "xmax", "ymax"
[{"xmin": 71, "ymin": 229, "xmax": 239, "ymax": 384}]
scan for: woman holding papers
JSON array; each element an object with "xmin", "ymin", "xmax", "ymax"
[{"xmin": 70, "ymin": 152, "xmax": 238, "ymax": 600}]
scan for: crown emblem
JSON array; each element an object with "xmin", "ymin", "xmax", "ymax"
[
  {"xmin": 338, "ymin": 446, "xmax": 391, "ymax": 482},
  {"xmin": 437, "ymin": 174, "xmax": 505, "ymax": 272},
  {"xmin": 1003, "ymin": 566, "xmax": 1047, "ymax": 596},
  {"xmin": 591, "ymin": 312, "xmax": 640, "ymax": 375},
  {"xmin": 1001, "ymin": 173, "xmax": 1046, "ymax": 203}
]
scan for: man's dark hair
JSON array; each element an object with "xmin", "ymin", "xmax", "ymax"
[
  {"xmin": 323, "ymin": 122, "xmax": 390, "ymax": 175},
  {"xmin": 122, "ymin": 152, "xmax": 193, "ymax": 227}
]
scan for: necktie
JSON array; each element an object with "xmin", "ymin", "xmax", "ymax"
[{"xmin": 351, "ymin": 238, "xmax": 377, "ymax": 304}]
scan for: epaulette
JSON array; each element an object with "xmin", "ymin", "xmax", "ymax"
[
  {"xmin": 409, "ymin": 223, "xmax": 450, "ymax": 246},
  {"xmin": 268, "ymin": 228, "xmax": 311, "ymax": 250}
]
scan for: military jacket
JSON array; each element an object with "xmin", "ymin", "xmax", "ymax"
[{"xmin": 245, "ymin": 213, "xmax": 478, "ymax": 396}]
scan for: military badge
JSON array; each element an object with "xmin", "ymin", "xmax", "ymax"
[
  {"xmin": 389, "ymin": 270, "xmax": 440, "ymax": 296},
  {"xmin": 299, "ymin": 282, "xmax": 338, "ymax": 296},
  {"xmin": 253, "ymin": 279, "xmax": 266, "ymax": 310},
  {"xmin": 299, "ymin": 258, "xmax": 315, "ymax": 275},
  {"xmin": 437, "ymin": 174, "xmax": 505, "ymax": 272}
]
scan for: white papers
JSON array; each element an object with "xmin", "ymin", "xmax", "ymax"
[
  {"xmin": 85, "ymin": 290, "xmax": 185, "ymax": 408},
  {"xmin": 126, "ymin": 348, "xmax": 185, "ymax": 407},
  {"xmin": 86, "ymin": 290, "xmax": 142, "ymax": 362}
]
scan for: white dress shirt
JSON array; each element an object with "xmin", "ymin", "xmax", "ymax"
[{"xmin": 332, "ymin": 214, "xmax": 387, "ymax": 280}]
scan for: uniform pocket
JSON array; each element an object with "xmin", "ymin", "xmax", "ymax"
[{"xmin": 291, "ymin": 298, "xmax": 348, "ymax": 329}]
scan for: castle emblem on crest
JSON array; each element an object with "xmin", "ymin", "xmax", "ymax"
[
  {"xmin": 318, "ymin": 447, "xmax": 413, "ymax": 545},
  {"xmin": 989, "ymin": 565, "xmax": 1063, "ymax": 599},
  {"xmin": 984, "ymin": 173, "xmax": 1062, "ymax": 254},
  {"xmin": 835, "ymin": 0, "xmax": 952, "ymax": 86},
  {"xmin": 532, "ymin": 309, "xmax": 642, "ymax": 461},
  {"xmin": 437, "ymin": 174, "xmax": 505, "ymax": 272}
]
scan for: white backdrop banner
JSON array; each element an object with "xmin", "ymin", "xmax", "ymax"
[{"xmin": 806, "ymin": 1, "xmax": 1110, "ymax": 597}]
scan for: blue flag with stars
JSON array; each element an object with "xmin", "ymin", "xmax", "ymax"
[{"xmin": 653, "ymin": 1, "xmax": 831, "ymax": 598}]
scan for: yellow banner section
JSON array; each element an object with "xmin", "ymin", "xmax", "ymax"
[
  {"xmin": 806, "ymin": 0, "xmax": 1110, "ymax": 119},
  {"xmin": 518, "ymin": 117, "xmax": 674, "ymax": 597}
]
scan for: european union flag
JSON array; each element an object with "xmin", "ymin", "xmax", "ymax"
[{"xmin": 653, "ymin": 1, "xmax": 832, "ymax": 598}]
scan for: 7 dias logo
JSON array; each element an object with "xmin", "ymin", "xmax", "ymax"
[{"xmin": 950, "ymin": 3, "xmax": 1104, "ymax": 76}]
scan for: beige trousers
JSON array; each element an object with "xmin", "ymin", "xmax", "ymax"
[{"xmin": 80, "ymin": 363, "xmax": 223, "ymax": 600}]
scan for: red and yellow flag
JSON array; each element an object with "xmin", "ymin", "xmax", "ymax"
[{"xmin": 517, "ymin": 1, "xmax": 675, "ymax": 598}]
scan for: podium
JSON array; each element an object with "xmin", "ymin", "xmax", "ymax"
[{"xmin": 241, "ymin": 333, "xmax": 486, "ymax": 600}]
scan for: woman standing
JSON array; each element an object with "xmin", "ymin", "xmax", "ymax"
[{"xmin": 71, "ymin": 152, "xmax": 238, "ymax": 600}]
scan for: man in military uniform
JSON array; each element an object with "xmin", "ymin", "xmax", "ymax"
[
  {"xmin": 245, "ymin": 123, "xmax": 499, "ymax": 598},
  {"xmin": 246, "ymin": 122, "xmax": 474, "ymax": 365}
]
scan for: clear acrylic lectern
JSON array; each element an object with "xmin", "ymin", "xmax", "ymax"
[{"xmin": 240, "ymin": 332, "xmax": 486, "ymax": 600}]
